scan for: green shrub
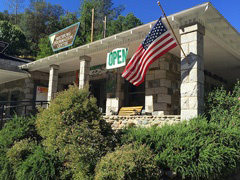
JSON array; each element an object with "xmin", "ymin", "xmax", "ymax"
[
  {"xmin": 95, "ymin": 144, "xmax": 161, "ymax": 180},
  {"xmin": 121, "ymin": 117, "xmax": 240, "ymax": 180},
  {"xmin": 16, "ymin": 146, "xmax": 62, "ymax": 180},
  {"xmin": 7, "ymin": 138, "xmax": 37, "ymax": 168},
  {"xmin": 205, "ymin": 81, "xmax": 240, "ymax": 127},
  {"xmin": 36, "ymin": 85, "xmax": 116, "ymax": 179},
  {"xmin": 0, "ymin": 116, "xmax": 40, "ymax": 179}
]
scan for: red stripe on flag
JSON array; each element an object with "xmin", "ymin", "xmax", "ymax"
[
  {"xmin": 129, "ymin": 37, "xmax": 176, "ymax": 84},
  {"xmin": 134, "ymin": 43, "xmax": 177, "ymax": 86},
  {"xmin": 124, "ymin": 33, "xmax": 171, "ymax": 80}
]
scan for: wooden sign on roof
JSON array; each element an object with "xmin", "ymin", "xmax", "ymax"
[{"xmin": 49, "ymin": 22, "xmax": 80, "ymax": 52}]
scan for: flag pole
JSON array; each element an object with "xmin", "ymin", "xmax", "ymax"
[{"xmin": 157, "ymin": 1, "xmax": 189, "ymax": 64}]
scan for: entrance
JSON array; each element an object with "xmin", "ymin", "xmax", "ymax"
[
  {"xmin": 90, "ymin": 79, "xmax": 106, "ymax": 113},
  {"xmin": 124, "ymin": 81, "xmax": 145, "ymax": 107}
]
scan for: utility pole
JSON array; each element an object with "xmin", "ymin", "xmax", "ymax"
[
  {"xmin": 103, "ymin": 16, "xmax": 107, "ymax": 38},
  {"xmin": 91, "ymin": 8, "xmax": 94, "ymax": 42}
]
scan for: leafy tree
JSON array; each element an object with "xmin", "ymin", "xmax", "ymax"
[
  {"xmin": 0, "ymin": 20, "xmax": 29, "ymax": 56},
  {"xmin": 37, "ymin": 36, "xmax": 53, "ymax": 59},
  {"xmin": 107, "ymin": 13, "xmax": 143, "ymax": 35},
  {"xmin": 19, "ymin": 0, "xmax": 65, "ymax": 56},
  {"xmin": 78, "ymin": 0, "xmax": 125, "ymax": 43},
  {"xmin": 6, "ymin": 0, "xmax": 25, "ymax": 24}
]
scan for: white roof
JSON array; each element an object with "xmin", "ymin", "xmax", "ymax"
[{"xmin": 18, "ymin": 2, "xmax": 240, "ymax": 82}]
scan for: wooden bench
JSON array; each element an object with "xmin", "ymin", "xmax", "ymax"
[{"xmin": 118, "ymin": 106, "xmax": 143, "ymax": 116}]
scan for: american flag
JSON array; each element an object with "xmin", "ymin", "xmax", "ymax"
[{"xmin": 122, "ymin": 17, "xmax": 177, "ymax": 86}]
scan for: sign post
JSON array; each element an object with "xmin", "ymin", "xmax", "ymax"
[
  {"xmin": 0, "ymin": 41, "xmax": 9, "ymax": 53},
  {"xmin": 106, "ymin": 48, "xmax": 128, "ymax": 69},
  {"xmin": 49, "ymin": 22, "xmax": 80, "ymax": 52}
]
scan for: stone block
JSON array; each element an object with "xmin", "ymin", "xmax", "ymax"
[
  {"xmin": 154, "ymin": 70, "xmax": 166, "ymax": 78},
  {"xmin": 152, "ymin": 111, "xmax": 164, "ymax": 116},
  {"xmin": 181, "ymin": 97, "xmax": 188, "ymax": 110},
  {"xmin": 189, "ymin": 69, "xmax": 204, "ymax": 83},
  {"xmin": 154, "ymin": 87, "xmax": 168, "ymax": 94},
  {"xmin": 180, "ymin": 31, "xmax": 198, "ymax": 43},
  {"xmin": 150, "ymin": 60, "xmax": 159, "ymax": 68},
  {"xmin": 154, "ymin": 102, "xmax": 167, "ymax": 111},
  {"xmin": 188, "ymin": 97, "xmax": 198, "ymax": 109},
  {"xmin": 181, "ymin": 83, "xmax": 199, "ymax": 97},
  {"xmin": 179, "ymin": 24, "xmax": 205, "ymax": 35},
  {"xmin": 160, "ymin": 61, "xmax": 169, "ymax": 70},
  {"xmin": 145, "ymin": 105, "xmax": 153, "ymax": 113},
  {"xmin": 145, "ymin": 95, "xmax": 153, "ymax": 106},
  {"xmin": 148, "ymin": 79, "xmax": 160, "ymax": 88},
  {"xmin": 160, "ymin": 79, "xmax": 171, "ymax": 88},
  {"xmin": 181, "ymin": 110, "xmax": 199, "ymax": 120},
  {"xmin": 25, "ymin": 94, "xmax": 33, "ymax": 99},
  {"xmin": 189, "ymin": 40, "xmax": 204, "ymax": 56},
  {"xmin": 146, "ymin": 74, "xmax": 154, "ymax": 81},
  {"xmin": 26, "ymin": 83, "xmax": 34, "ymax": 89},
  {"xmin": 157, "ymin": 94, "xmax": 171, "ymax": 104},
  {"xmin": 146, "ymin": 88, "xmax": 154, "ymax": 95}
]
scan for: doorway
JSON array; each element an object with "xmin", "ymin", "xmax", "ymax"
[
  {"xmin": 90, "ymin": 79, "xmax": 106, "ymax": 113},
  {"xmin": 124, "ymin": 80, "xmax": 145, "ymax": 107}
]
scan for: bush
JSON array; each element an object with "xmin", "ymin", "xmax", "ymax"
[
  {"xmin": 95, "ymin": 144, "xmax": 161, "ymax": 180},
  {"xmin": 15, "ymin": 146, "xmax": 62, "ymax": 180},
  {"xmin": 205, "ymin": 81, "xmax": 240, "ymax": 127},
  {"xmin": 36, "ymin": 85, "xmax": 116, "ymax": 179},
  {"xmin": 121, "ymin": 117, "xmax": 240, "ymax": 180},
  {"xmin": 0, "ymin": 116, "xmax": 40, "ymax": 179}
]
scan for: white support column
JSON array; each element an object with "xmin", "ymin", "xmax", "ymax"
[
  {"xmin": 179, "ymin": 23, "xmax": 205, "ymax": 120},
  {"xmin": 79, "ymin": 55, "xmax": 91, "ymax": 89},
  {"xmin": 47, "ymin": 64, "xmax": 59, "ymax": 102}
]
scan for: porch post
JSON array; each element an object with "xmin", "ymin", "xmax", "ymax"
[
  {"xmin": 179, "ymin": 23, "xmax": 205, "ymax": 120},
  {"xmin": 47, "ymin": 64, "xmax": 59, "ymax": 102},
  {"xmin": 79, "ymin": 55, "xmax": 91, "ymax": 89}
]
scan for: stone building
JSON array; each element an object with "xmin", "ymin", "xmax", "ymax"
[{"xmin": 0, "ymin": 2, "xmax": 239, "ymax": 121}]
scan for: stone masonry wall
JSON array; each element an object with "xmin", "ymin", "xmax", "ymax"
[
  {"xmin": 145, "ymin": 53, "xmax": 181, "ymax": 115},
  {"xmin": 104, "ymin": 115, "xmax": 181, "ymax": 130},
  {"xmin": 0, "ymin": 77, "xmax": 34, "ymax": 115}
]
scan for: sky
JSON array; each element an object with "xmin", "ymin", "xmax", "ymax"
[{"xmin": 0, "ymin": 0, "xmax": 239, "ymax": 32}]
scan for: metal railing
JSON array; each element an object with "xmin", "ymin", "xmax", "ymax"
[{"xmin": 0, "ymin": 101, "xmax": 49, "ymax": 129}]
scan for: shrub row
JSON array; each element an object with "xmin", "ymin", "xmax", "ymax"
[{"xmin": 0, "ymin": 82, "xmax": 239, "ymax": 180}]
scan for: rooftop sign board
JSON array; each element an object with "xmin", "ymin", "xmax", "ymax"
[
  {"xmin": 49, "ymin": 22, "xmax": 80, "ymax": 52},
  {"xmin": 0, "ymin": 41, "xmax": 9, "ymax": 53},
  {"xmin": 106, "ymin": 48, "xmax": 128, "ymax": 69}
]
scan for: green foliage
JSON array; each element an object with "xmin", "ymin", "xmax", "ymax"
[
  {"xmin": 0, "ymin": 116, "xmax": 40, "ymax": 179},
  {"xmin": 95, "ymin": 143, "xmax": 161, "ymax": 180},
  {"xmin": 36, "ymin": 85, "xmax": 116, "ymax": 179},
  {"xmin": 0, "ymin": 20, "xmax": 29, "ymax": 56},
  {"xmin": 16, "ymin": 146, "xmax": 62, "ymax": 180},
  {"xmin": 7, "ymin": 139, "xmax": 37, "ymax": 168},
  {"xmin": 37, "ymin": 36, "xmax": 53, "ymax": 59},
  {"xmin": 107, "ymin": 13, "xmax": 143, "ymax": 35},
  {"xmin": 205, "ymin": 81, "xmax": 240, "ymax": 128},
  {"xmin": 19, "ymin": 1, "xmax": 65, "ymax": 56},
  {"xmin": 121, "ymin": 117, "xmax": 240, "ymax": 180}
]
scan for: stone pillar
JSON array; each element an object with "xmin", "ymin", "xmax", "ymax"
[
  {"xmin": 47, "ymin": 65, "xmax": 59, "ymax": 102},
  {"xmin": 79, "ymin": 56, "xmax": 91, "ymax": 89},
  {"xmin": 179, "ymin": 23, "xmax": 205, "ymax": 120}
]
